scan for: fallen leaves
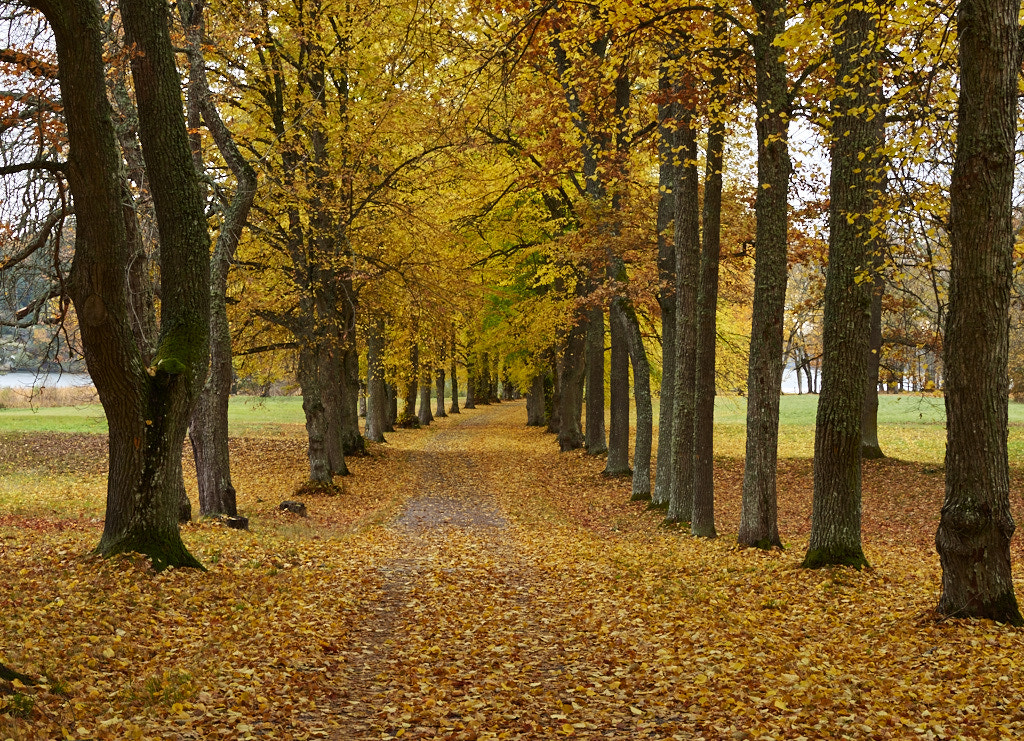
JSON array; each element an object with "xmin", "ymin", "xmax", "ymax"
[{"xmin": 2, "ymin": 402, "xmax": 1023, "ymax": 740}]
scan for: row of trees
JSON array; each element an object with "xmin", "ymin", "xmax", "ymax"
[{"xmin": 0, "ymin": 0, "xmax": 1019, "ymax": 628}]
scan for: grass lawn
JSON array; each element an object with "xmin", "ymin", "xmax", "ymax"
[{"xmin": 6, "ymin": 390, "xmax": 1024, "ymax": 466}]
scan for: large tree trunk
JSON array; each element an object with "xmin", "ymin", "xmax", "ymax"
[
  {"xmin": 180, "ymin": 0, "xmax": 256, "ymax": 519},
  {"xmin": 652, "ymin": 62, "xmax": 677, "ymax": 510},
  {"xmin": 605, "ymin": 303, "xmax": 631, "ymax": 474},
  {"xmin": 803, "ymin": 1, "xmax": 881, "ymax": 570},
  {"xmin": 667, "ymin": 116, "xmax": 700, "ymax": 525},
  {"xmin": 936, "ymin": 0, "xmax": 1022, "ymax": 625},
  {"xmin": 738, "ymin": 0, "xmax": 789, "ymax": 549},
  {"xmin": 691, "ymin": 84, "xmax": 726, "ymax": 539},
  {"xmin": 365, "ymin": 316, "xmax": 387, "ymax": 443},
  {"xmin": 585, "ymin": 306, "xmax": 607, "ymax": 455},
  {"xmin": 41, "ymin": 0, "xmax": 210, "ymax": 571},
  {"xmin": 558, "ymin": 321, "xmax": 586, "ymax": 451}
]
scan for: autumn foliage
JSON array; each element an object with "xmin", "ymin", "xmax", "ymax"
[{"xmin": 3, "ymin": 402, "xmax": 1023, "ymax": 740}]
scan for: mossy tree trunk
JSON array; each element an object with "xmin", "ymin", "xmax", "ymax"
[
  {"xmin": 34, "ymin": 0, "xmax": 211, "ymax": 570},
  {"xmin": 738, "ymin": 0, "xmax": 789, "ymax": 550},
  {"xmin": 936, "ymin": 0, "xmax": 1023, "ymax": 625},
  {"xmin": 804, "ymin": 0, "xmax": 882, "ymax": 571},
  {"xmin": 180, "ymin": 0, "xmax": 257, "ymax": 518}
]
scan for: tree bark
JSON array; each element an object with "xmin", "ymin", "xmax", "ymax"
[
  {"xmin": 738, "ymin": 0, "xmax": 789, "ymax": 549},
  {"xmin": 652, "ymin": 60, "xmax": 677, "ymax": 510},
  {"xmin": 365, "ymin": 315, "xmax": 387, "ymax": 443},
  {"xmin": 449, "ymin": 328, "xmax": 461, "ymax": 414},
  {"xmin": 605, "ymin": 302, "xmax": 631, "ymax": 474},
  {"xmin": 35, "ymin": 0, "xmax": 211, "ymax": 570},
  {"xmin": 435, "ymin": 366, "xmax": 448, "ymax": 417},
  {"xmin": 464, "ymin": 339, "xmax": 477, "ymax": 410},
  {"xmin": 804, "ymin": 1, "xmax": 882, "ymax": 570},
  {"xmin": 613, "ymin": 292, "xmax": 652, "ymax": 500},
  {"xmin": 861, "ymin": 257, "xmax": 885, "ymax": 459},
  {"xmin": 418, "ymin": 368, "xmax": 434, "ymax": 426},
  {"xmin": 936, "ymin": 0, "xmax": 1022, "ymax": 624},
  {"xmin": 558, "ymin": 320, "xmax": 586, "ymax": 451},
  {"xmin": 692, "ymin": 81, "xmax": 726, "ymax": 539},
  {"xmin": 527, "ymin": 373, "xmax": 546, "ymax": 426},
  {"xmin": 667, "ymin": 116, "xmax": 700, "ymax": 524},
  {"xmin": 399, "ymin": 341, "xmax": 420, "ymax": 427},
  {"xmin": 585, "ymin": 306, "xmax": 607, "ymax": 455},
  {"xmin": 180, "ymin": 0, "xmax": 256, "ymax": 519},
  {"xmin": 298, "ymin": 340, "xmax": 332, "ymax": 484}
]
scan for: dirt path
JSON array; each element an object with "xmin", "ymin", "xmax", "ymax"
[{"xmin": 323, "ymin": 404, "xmax": 668, "ymax": 740}]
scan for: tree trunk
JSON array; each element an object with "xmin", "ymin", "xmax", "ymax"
[
  {"xmin": 298, "ymin": 341, "xmax": 332, "ymax": 484},
  {"xmin": 546, "ymin": 354, "xmax": 560, "ymax": 434},
  {"xmin": 692, "ymin": 83, "xmax": 726, "ymax": 539},
  {"xmin": 652, "ymin": 61, "xmax": 677, "ymax": 510},
  {"xmin": 41, "ymin": 0, "xmax": 210, "ymax": 570},
  {"xmin": 341, "ymin": 333, "xmax": 364, "ymax": 454},
  {"xmin": 804, "ymin": 1, "xmax": 881, "ymax": 570},
  {"xmin": 936, "ymin": 0, "xmax": 1022, "ymax": 625},
  {"xmin": 399, "ymin": 342, "xmax": 420, "ymax": 427},
  {"xmin": 527, "ymin": 373, "xmax": 546, "ymax": 426},
  {"xmin": 180, "ymin": 0, "xmax": 256, "ymax": 519},
  {"xmin": 585, "ymin": 306, "xmax": 607, "ymax": 455},
  {"xmin": 449, "ymin": 328, "xmax": 461, "ymax": 414},
  {"xmin": 464, "ymin": 341, "xmax": 477, "ymax": 409},
  {"xmin": 667, "ymin": 115, "xmax": 700, "ymax": 525},
  {"xmin": 321, "ymin": 341, "xmax": 349, "ymax": 475},
  {"xmin": 614, "ymin": 295, "xmax": 652, "ymax": 500},
  {"xmin": 861, "ymin": 257, "xmax": 885, "ymax": 459},
  {"xmin": 418, "ymin": 368, "xmax": 434, "ymax": 426},
  {"xmin": 435, "ymin": 367, "xmax": 448, "ymax": 417},
  {"xmin": 605, "ymin": 302, "xmax": 631, "ymax": 474},
  {"xmin": 385, "ymin": 383, "xmax": 398, "ymax": 431},
  {"xmin": 365, "ymin": 316, "xmax": 387, "ymax": 443},
  {"xmin": 738, "ymin": 0, "xmax": 789, "ymax": 549},
  {"xmin": 558, "ymin": 321, "xmax": 586, "ymax": 451}
]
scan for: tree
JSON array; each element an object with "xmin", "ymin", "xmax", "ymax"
[
  {"xmin": 935, "ymin": 0, "xmax": 1022, "ymax": 625},
  {"xmin": 737, "ymin": 0, "xmax": 789, "ymax": 550},
  {"xmin": 180, "ymin": 0, "xmax": 257, "ymax": 518},
  {"xmin": 802, "ymin": 0, "xmax": 882, "ymax": 571},
  {"xmin": 27, "ymin": 0, "xmax": 209, "ymax": 569}
]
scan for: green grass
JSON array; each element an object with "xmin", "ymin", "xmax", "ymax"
[
  {"xmin": 0, "ymin": 395, "xmax": 306, "ymax": 436},
  {"xmin": 6, "ymin": 392, "xmax": 1024, "ymax": 467}
]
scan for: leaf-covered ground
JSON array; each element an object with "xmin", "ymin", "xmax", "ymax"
[{"xmin": 2, "ymin": 403, "xmax": 1023, "ymax": 740}]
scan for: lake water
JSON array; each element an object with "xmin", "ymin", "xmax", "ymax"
[{"xmin": 0, "ymin": 371, "xmax": 94, "ymax": 389}]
